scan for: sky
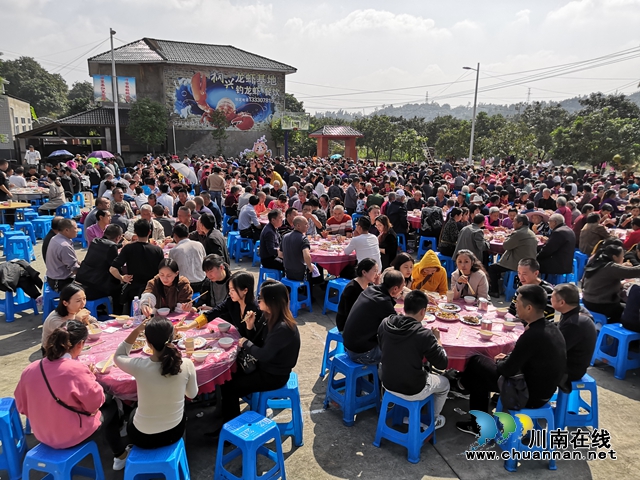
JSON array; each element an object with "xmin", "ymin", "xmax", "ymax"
[{"xmin": 2, "ymin": 0, "xmax": 640, "ymax": 114}]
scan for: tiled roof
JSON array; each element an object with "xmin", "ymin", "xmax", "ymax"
[
  {"xmin": 88, "ymin": 38, "xmax": 296, "ymax": 73},
  {"xmin": 309, "ymin": 126, "xmax": 363, "ymax": 137},
  {"xmin": 55, "ymin": 107, "xmax": 129, "ymax": 127}
]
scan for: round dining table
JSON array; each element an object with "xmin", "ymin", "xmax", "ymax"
[
  {"xmin": 394, "ymin": 297, "xmax": 524, "ymax": 371},
  {"xmin": 79, "ymin": 315, "xmax": 239, "ymax": 401},
  {"xmin": 408, "ymin": 211, "xmax": 421, "ymax": 230},
  {"xmin": 308, "ymin": 236, "xmax": 357, "ymax": 276}
]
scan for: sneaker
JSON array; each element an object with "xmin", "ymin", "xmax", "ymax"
[
  {"xmin": 112, "ymin": 445, "xmax": 131, "ymax": 471},
  {"xmin": 448, "ymin": 376, "xmax": 470, "ymax": 400},
  {"xmin": 456, "ymin": 420, "xmax": 480, "ymax": 436},
  {"xmin": 434, "ymin": 415, "xmax": 446, "ymax": 430}
]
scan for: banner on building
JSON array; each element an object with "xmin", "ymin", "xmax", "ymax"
[
  {"xmin": 117, "ymin": 77, "xmax": 137, "ymax": 103},
  {"xmin": 171, "ymin": 71, "xmax": 279, "ymax": 131},
  {"xmin": 93, "ymin": 76, "xmax": 136, "ymax": 103}
]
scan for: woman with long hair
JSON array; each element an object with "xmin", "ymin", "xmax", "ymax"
[
  {"xmin": 140, "ymin": 258, "xmax": 193, "ymax": 316},
  {"xmin": 38, "ymin": 173, "xmax": 66, "ymax": 214},
  {"xmin": 42, "ymin": 283, "xmax": 97, "ymax": 348},
  {"xmin": 336, "ymin": 258, "xmax": 380, "ymax": 332},
  {"xmin": 391, "ymin": 252, "xmax": 414, "ymax": 288},
  {"xmin": 451, "ymin": 249, "xmax": 489, "ymax": 300},
  {"xmin": 438, "ymin": 207, "xmax": 463, "ymax": 257},
  {"xmin": 582, "ymin": 244, "xmax": 640, "ymax": 322},
  {"xmin": 115, "ymin": 317, "xmax": 198, "ymax": 448},
  {"xmin": 179, "ymin": 272, "xmax": 266, "ymax": 344},
  {"xmin": 219, "ymin": 280, "xmax": 301, "ymax": 423},
  {"xmin": 16, "ymin": 321, "xmax": 129, "ymax": 469},
  {"xmin": 375, "ymin": 215, "xmax": 398, "ymax": 270}
]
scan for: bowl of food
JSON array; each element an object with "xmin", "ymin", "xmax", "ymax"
[
  {"xmin": 115, "ymin": 317, "xmax": 130, "ymax": 325},
  {"xmin": 192, "ymin": 352, "xmax": 209, "ymax": 363},
  {"xmin": 463, "ymin": 296, "xmax": 476, "ymax": 304},
  {"xmin": 95, "ymin": 359, "xmax": 113, "ymax": 374},
  {"xmin": 461, "ymin": 314, "xmax": 482, "ymax": 326},
  {"xmin": 502, "ymin": 321, "xmax": 517, "ymax": 332},
  {"xmin": 478, "ymin": 330, "xmax": 494, "ymax": 341},
  {"xmin": 218, "ymin": 337, "xmax": 234, "ymax": 349},
  {"xmin": 495, "ymin": 308, "xmax": 509, "ymax": 318},
  {"xmin": 218, "ymin": 322, "xmax": 231, "ymax": 333},
  {"xmin": 157, "ymin": 308, "xmax": 170, "ymax": 317},
  {"xmin": 87, "ymin": 326, "xmax": 102, "ymax": 341},
  {"xmin": 438, "ymin": 303, "xmax": 462, "ymax": 313}
]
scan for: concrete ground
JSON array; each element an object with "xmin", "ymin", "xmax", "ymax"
[{"xmin": 1, "ymin": 240, "xmax": 639, "ymax": 480}]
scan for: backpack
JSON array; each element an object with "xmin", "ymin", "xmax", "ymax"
[{"xmin": 421, "ymin": 207, "xmax": 442, "ymax": 233}]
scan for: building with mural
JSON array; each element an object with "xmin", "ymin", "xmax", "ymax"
[{"xmin": 87, "ymin": 38, "xmax": 296, "ymax": 159}]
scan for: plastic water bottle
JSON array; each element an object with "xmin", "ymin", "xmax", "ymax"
[{"xmin": 132, "ymin": 296, "xmax": 141, "ymax": 324}]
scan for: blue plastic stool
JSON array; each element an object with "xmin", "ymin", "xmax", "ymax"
[
  {"xmin": 85, "ymin": 297, "xmax": 112, "ymax": 319},
  {"xmin": 226, "ymin": 231, "xmax": 240, "ymax": 257},
  {"xmin": 574, "ymin": 250, "xmax": 588, "ymax": 282},
  {"xmin": 214, "ymin": 411, "xmax": 286, "ymax": 480},
  {"xmin": 544, "ymin": 259, "xmax": 577, "ymax": 285},
  {"xmin": 417, "ymin": 236, "xmax": 438, "ymax": 259},
  {"xmin": 14, "ymin": 221, "xmax": 37, "ymax": 245},
  {"xmin": 234, "ymin": 237, "xmax": 254, "ymax": 263},
  {"xmin": 32, "ymin": 217, "xmax": 53, "ymax": 240},
  {"xmin": 499, "ymin": 403, "xmax": 557, "ymax": 472},
  {"xmin": 91, "ymin": 185, "xmax": 99, "ymax": 198},
  {"xmin": 5, "ymin": 235, "xmax": 35, "ymax": 262},
  {"xmin": 373, "ymin": 390, "xmax": 436, "ymax": 464},
  {"xmin": 24, "ymin": 211, "xmax": 39, "ymax": 222},
  {"xmin": 252, "ymin": 240, "xmax": 261, "ymax": 267},
  {"xmin": 22, "ymin": 440, "xmax": 105, "ymax": 480},
  {"xmin": 280, "ymin": 277, "xmax": 312, "ymax": 318},
  {"xmin": 124, "ymin": 438, "xmax": 190, "ymax": 480},
  {"xmin": 1, "ymin": 288, "xmax": 39, "ymax": 322},
  {"xmin": 503, "ymin": 270, "xmax": 518, "ymax": 301},
  {"xmin": 55, "ymin": 203, "xmax": 80, "ymax": 219},
  {"xmin": 222, "ymin": 214, "xmax": 234, "ymax": 236},
  {"xmin": 72, "ymin": 193, "xmax": 85, "ymax": 208},
  {"xmin": 30, "ymin": 198, "xmax": 43, "ymax": 207},
  {"xmin": 591, "ymin": 323, "xmax": 640, "ymax": 379},
  {"xmin": 322, "ymin": 277, "xmax": 350, "ymax": 314},
  {"xmin": 320, "ymin": 327, "xmax": 345, "ymax": 378},
  {"xmin": 254, "ymin": 372, "xmax": 304, "ymax": 447},
  {"xmin": 436, "ymin": 253, "xmax": 455, "ymax": 277},
  {"xmin": 555, "ymin": 374, "xmax": 598, "ymax": 430},
  {"xmin": 74, "ymin": 224, "xmax": 88, "ymax": 249},
  {"xmin": 0, "ymin": 398, "xmax": 28, "ymax": 480},
  {"xmin": 323, "ymin": 353, "xmax": 380, "ymax": 427},
  {"xmin": 351, "ymin": 213, "xmax": 363, "ymax": 229},
  {"xmin": 397, "ymin": 233, "xmax": 407, "ymax": 252},
  {"xmin": 42, "ymin": 282, "xmax": 60, "ymax": 321},
  {"xmin": 256, "ymin": 267, "xmax": 283, "ymax": 296},
  {"xmin": 14, "ymin": 208, "xmax": 28, "ymax": 221},
  {"xmin": 582, "ymin": 305, "xmax": 608, "ymax": 329},
  {"xmin": 3, "ymin": 231, "xmax": 25, "ymax": 251}
]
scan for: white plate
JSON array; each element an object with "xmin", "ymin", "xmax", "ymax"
[
  {"xmin": 177, "ymin": 337, "xmax": 207, "ymax": 350},
  {"xmin": 422, "ymin": 313, "xmax": 436, "ymax": 324},
  {"xmin": 438, "ymin": 303, "xmax": 462, "ymax": 313}
]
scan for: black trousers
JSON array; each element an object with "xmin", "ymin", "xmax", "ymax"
[
  {"xmin": 80, "ymin": 395, "xmax": 127, "ymax": 457},
  {"xmin": 47, "ymin": 278, "xmax": 75, "ymax": 293},
  {"xmin": 261, "ymin": 256, "xmax": 285, "ymax": 272},
  {"xmin": 488, "ymin": 264, "xmax": 510, "ymax": 294},
  {"xmin": 127, "ymin": 409, "xmax": 186, "ymax": 449},
  {"xmin": 461, "ymin": 355, "xmax": 500, "ymax": 413},
  {"xmin": 240, "ymin": 226, "xmax": 261, "ymax": 242},
  {"xmin": 220, "ymin": 368, "xmax": 290, "ymax": 422},
  {"xmin": 583, "ymin": 299, "xmax": 624, "ymax": 323}
]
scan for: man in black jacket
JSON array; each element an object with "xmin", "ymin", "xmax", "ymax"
[
  {"xmin": 76, "ymin": 224, "xmax": 123, "ymax": 309},
  {"xmin": 378, "ymin": 290, "xmax": 450, "ymax": 429},
  {"xmin": 189, "ymin": 213, "xmax": 230, "ymax": 264},
  {"xmin": 385, "ymin": 190, "xmax": 408, "ymax": 235},
  {"xmin": 537, "ymin": 214, "xmax": 576, "ymax": 275},
  {"xmin": 456, "ymin": 284, "xmax": 566, "ymax": 435},
  {"xmin": 343, "ymin": 269, "xmax": 405, "ymax": 365},
  {"xmin": 552, "ymin": 284, "xmax": 597, "ymax": 390}
]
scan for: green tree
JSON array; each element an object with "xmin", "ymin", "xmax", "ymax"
[
  {"xmin": 208, "ymin": 109, "xmax": 231, "ymax": 156},
  {"xmin": 478, "ymin": 121, "xmax": 538, "ymax": 160},
  {"xmin": 579, "ymin": 92, "xmax": 640, "ymax": 119},
  {"xmin": 127, "ymin": 98, "xmax": 168, "ymax": 152},
  {"xmin": 521, "ymin": 102, "xmax": 569, "ymax": 159},
  {"xmin": 394, "ymin": 129, "xmax": 427, "ymax": 161},
  {"xmin": 68, "ymin": 81, "xmax": 93, "ymax": 101},
  {"xmin": 424, "ymin": 115, "xmax": 463, "ymax": 148},
  {"xmin": 0, "ymin": 56, "xmax": 68, "ymax": 117},
  {"xmin": 284, "ymin": 93, "xmax": 305, "ymax": 112},
  {"xmin": 359, "ymin": 115, "xmax": 398, "ymax": 160},
  {"xmin": 435, "ymin": 121, "xmax": 471, "ymax": 159}
]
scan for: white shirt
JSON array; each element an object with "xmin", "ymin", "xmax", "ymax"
[
  {"xmin": 24, "ymin": 150, "xmax": 41, "ymax": 165},
  {"xmin": 343, "ymin": 233, "xmax": 382, "ymax": 270},
  {"xmin": 157, "ymin": 193, "xmax": 174, "ymax": 212},
  {"xmin": 9, "ymin": 175, "xmax": 27, "ymax": 188},
  {"xmin": 168, "ymin": 238, "xmax": 206, "ymax": 283}
]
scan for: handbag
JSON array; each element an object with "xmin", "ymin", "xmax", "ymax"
[
  {"xmin": 40, "ymin": 360, "xmax": 93, "ymax": 427},
  {"xmin": 497, "ymin": 373, "xmax": 529, "ymax": 411},
  {"xmin": 237, "ymin": 346, "xmax": 258, "ymax": 374}
]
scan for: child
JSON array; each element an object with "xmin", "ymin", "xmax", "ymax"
[{"xmin": 356, "ymin": 192, "xmax": 366, "ymax": 214}]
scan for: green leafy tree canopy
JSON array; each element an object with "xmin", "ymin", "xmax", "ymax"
[{"xmin": 127, "ymin": 98, "xmax": 168, "ymax": 151}]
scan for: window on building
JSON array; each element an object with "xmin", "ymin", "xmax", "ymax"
[
  {"xmin": 21, "ymin": 118, "xmax": 26, "ymax": 124},
  {"xmin": 14, "ymin": 117, "xmax": 19, "ymax": 124},
  {"xmin": 22, "ymin": 126, "xmax": 26, "ymax": 132},
  {"xmin": 15, "ymin": 125, "xmax": 20, "ymax": 134}
]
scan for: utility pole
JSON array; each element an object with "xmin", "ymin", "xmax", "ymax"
[
  {"xmin": 110, "ymin": 28, "xmax": 121, "ymax": 155},
  {"xmin": 463, "ymin": 63, "xmax": 480, "ymax": 166},
  {"xmin": 425, "ymin": 91, "xmax": 429, "ymax": 103},
  {"xmin": 527, "ymin": 88, "xmax": 531, "ymax": 103}
]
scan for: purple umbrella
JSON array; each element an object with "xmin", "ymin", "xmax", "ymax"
[{"xmin": 87, "ymin": 150, "xmax": 115, "ymax": 159}]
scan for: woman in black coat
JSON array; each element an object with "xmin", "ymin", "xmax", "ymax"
[{"xmin": 375, "ymin": 215, "xmax": 398, "ymax": 270}]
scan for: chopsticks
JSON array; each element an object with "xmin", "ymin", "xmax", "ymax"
[
  {"xmin": 83, "ymin": 340, "xmax": 105, "ymax": 351},
  {"xmin": 186, "ymin": 291, "xmax": 208, "ymax": 306},
  {"xmin": 458, "ymin": 269, "xmax": 476, "ymax": 296},
  {"xmin": 456, "ymin": 326, "xmax": 462, "ymax": 339},
  {"xmin": 102, "ymin": 354, "xmax": 114, "ymax": 373}
]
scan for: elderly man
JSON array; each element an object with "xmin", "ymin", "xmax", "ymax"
[
  {"xmin": 420, "ymin": 196, "xmax": 444, "ymax": 241},
  {"xmin": 280, "ymin": 216, "xmax": 315, "ymax": 281},
  {"xmin": 109, "ymin": 188, "xmax": 134, "ymax": 218},
  {"xmin": 537, "ymin": 188, "xmax": 557, "ymax": 211},
  {"xmin": 537, "ymin": 213, "xmax": 576, "ymax": 275},
  {"xmin": 386, "ymin": 189, "xmax": 408, "ymax": 235},
  {"xmin": 488, "ymin": 214, "xmax": 538, "ymax": 296},
  {"xmin": 344, "ymin": 178, "xmax": 360, "ymax": 215},
  {"xmin": 124, "ymin": 204, "xmax": 165, "ymax": 242},
  {"xmin": 169, "ymin": 223, "xmax": 207, "ymax": 293},
  {"xmin": 83, "ymin": 197, "xmax": 111, "ymax": 241},
  {"xmin": 406, "ymin": 190, "xmax": 426, "ymax": 211},
  {"xmin": 45, "ymin": 219, "xmax": 80, "ymax": 292},
  {"xmin": 177, "ymin": 205, "xmax": 197, "ymax": 233},
  {"xmin": 555, "ymin": 196, "xmax": 573, "ymax": 227},
  {"xmin": 326, "ymin": 205, "xmax": 353, "ymax": 236},
  {"xmin": 454, "ymin": 214, "xmax": 489, "ymax": 261}
]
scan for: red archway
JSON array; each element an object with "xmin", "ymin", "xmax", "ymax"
[{"xmin": 309, "ymin": 125, "xmax": 363, "ymax": 160}]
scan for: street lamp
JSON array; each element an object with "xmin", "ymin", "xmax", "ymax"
[
  {"xmin": 463, "ymin": 63, "xmax": 480, "ymax": 165},
  {"xmin": 110, "ymin": 28, "xmax": 121, "ymax": 155}
]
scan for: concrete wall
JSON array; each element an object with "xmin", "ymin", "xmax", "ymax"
[
  {"xmin": 89, "ymin": 63, "xmax": 165, "ymax": 104},
  {"xmin": 0, "ymin": 95, "xmax": 32, "ymax": 159}
]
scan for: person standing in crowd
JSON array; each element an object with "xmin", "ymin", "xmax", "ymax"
[
  {"xmin": 207, "ymin": 167, "xmax": 225, "ymax": 209},
  {"xmin": 344, "ymin": 178, "xmax": 360, "ymax": 215},
  {"xmin": 24, "ymin": 145, "xmax": 41, "ymax": 168},
  {"xmin": 169, "ymin": 223, "xmax": 206, "ymax": 293},
  {"xmin": 259, "ymin": 209, "xmax": 285, "ymax": 271},
  {"xmin": 379, "ymin": 290, "xmax": 449, "ymax": 429},
  {"xmin": 375, "ymin": 214, "xmax": 398, "ymax": 270}
]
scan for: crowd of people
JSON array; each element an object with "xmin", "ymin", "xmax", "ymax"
[{"xmin": 10, "ymin": 150, "xmax": 639, "ymax": 467}]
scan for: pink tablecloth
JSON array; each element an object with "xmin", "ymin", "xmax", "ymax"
[
  {"xmin": 490, "ymin": 237, "xmax": 544, "ymax": 255},
  {"xmin": 395, "ymin": 298, "xmax": 524, "ymax": 371},
  {"xmin": 79, "ymin": 315, "xmax": 239, "ymax": 401},
  {"xmin": 408, "ymin": 213, "xmax": 421, "ymax": 230},
  {"xmin": 309, "ymin": 239, "xmax": 357, "ymax": 276}
]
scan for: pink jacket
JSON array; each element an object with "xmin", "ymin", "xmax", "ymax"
[
  {"xmin": 15, "ymin": 358, "xmax": 104, "ymax": 449},
  {"xmin": 556, "ymin": 206, "xmax": 573, "ymax": 227}
]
